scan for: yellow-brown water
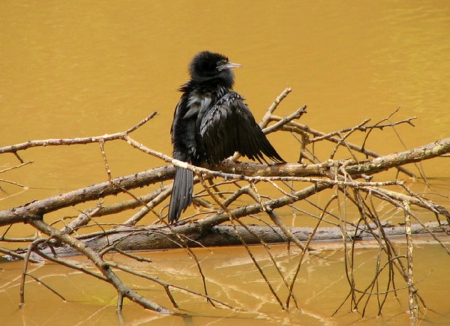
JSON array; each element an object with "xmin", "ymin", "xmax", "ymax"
[{"xmin": 1, "ymin": 1, "xmax": 450, "ymax": 324}]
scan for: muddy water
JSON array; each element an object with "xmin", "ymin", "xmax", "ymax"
[
  {"xmin": 1, "ymin": 1, "xmax": 449, "ymax": 324},
  {"xmin": 1, "ymin": 241, "xmax": 450, "ymax": 325}
]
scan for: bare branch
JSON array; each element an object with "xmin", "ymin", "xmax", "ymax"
[
  {"xmin": 0, "ymin": 112, "xmax": 157, "ymax": 155},
  {"xmin": 1, "ymin": 90, "xmax": 449, "ymax": 319}
]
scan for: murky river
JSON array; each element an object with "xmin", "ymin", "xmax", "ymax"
[{"xmin": 1, "ymin": 1, "xmax": 449, "ymax": 325}]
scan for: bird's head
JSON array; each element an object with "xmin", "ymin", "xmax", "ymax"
[{"xmin": 189, "ymin": 51, "xmax": 241, "ymax": 86}]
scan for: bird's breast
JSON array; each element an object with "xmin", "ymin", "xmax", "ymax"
[{"xmin": 183, "ymin": 91, "xmax": 213, "ymax": 119}]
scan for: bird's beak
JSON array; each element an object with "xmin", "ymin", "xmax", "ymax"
[{"xmin": 218, "ymin": 62, "xmax": 242, "ymax": 71}]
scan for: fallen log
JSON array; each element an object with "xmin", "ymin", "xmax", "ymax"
[{"xmin": 32, "ymin": 222, "xmax": 449, "ymax": 258}]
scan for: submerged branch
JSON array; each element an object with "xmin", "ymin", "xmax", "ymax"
[{"xmin": 36, "ymin": 222, "xmax": 449, "ymax": 257}]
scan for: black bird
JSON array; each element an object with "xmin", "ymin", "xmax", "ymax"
[{"xmin": 168, "ymin": 51, "xmax": 285, "ymax": 223}]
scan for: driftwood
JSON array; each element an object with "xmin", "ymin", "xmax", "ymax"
[
  {"xmin": 1, "ymin": 88, "xmax": 449, "ymax": 320},
  {"xmin": 32, "ymin": 222, "xmax": 449, "ymax": 258}
]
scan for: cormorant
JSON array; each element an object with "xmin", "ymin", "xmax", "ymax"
[{"xmin": 168, "ymin": 51, "xmax": 285, "ymax": 223}]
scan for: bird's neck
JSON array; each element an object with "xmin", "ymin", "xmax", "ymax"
[
  {"xmin": 194, "ymin": 71, "xmax": 234, "ymax": 89},
  {"xmin": 188, "ymin": 78, "xmax": 233, "ymax": 95}
]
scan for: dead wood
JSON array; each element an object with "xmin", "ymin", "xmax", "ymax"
[
  {"xmin": 1, "ymin": 89, "xmax": 449, "ymax": 318},
  {"xmin": 2, "ymin": 137, "xmax": 449, "ymax": 228},
  {"xmin": 34, "ymin": 222, "xmax": 449, "ymax": 258}
]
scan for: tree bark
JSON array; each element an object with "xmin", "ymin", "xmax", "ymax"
[{"xmin": 37, "ymin": 222, "xmax": 449, "ymax": 257}]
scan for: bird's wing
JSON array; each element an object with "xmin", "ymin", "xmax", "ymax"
[{"xmin": 199, "ymin": 92, "xmax": 284, "ymax": 164}]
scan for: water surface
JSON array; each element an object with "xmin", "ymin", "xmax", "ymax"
[{"xmin": 0, "ymin": 1, "xmax": 449, "ymax": 324}]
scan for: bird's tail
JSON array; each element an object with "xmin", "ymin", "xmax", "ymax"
[{"xmin": 168, "ymin": 167, "xmax": 193, "ymax": 223}]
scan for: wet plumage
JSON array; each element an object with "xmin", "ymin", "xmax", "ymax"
[{"xmin": 168, "ymin": 51, "xmax": 284, "ymax": 223}]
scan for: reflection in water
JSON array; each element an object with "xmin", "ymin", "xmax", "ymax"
[
  {"xmin": 0, "ymin": 1, "xmax": 449, "ymax": 324},
  {"xmin": 1, "ymin": 242, "xmax": 450, "ymax": 325}
]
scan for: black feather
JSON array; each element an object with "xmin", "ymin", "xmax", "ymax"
[{"xmin": 168, "ymin": 51, "xmax": 285, "ymax": 223}]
